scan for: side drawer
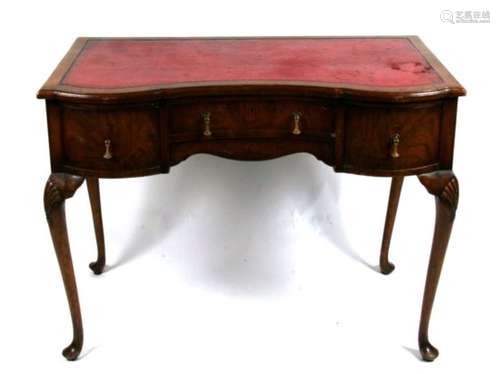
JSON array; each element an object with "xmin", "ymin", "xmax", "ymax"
[
  {"xmin": 338, "ymin": 102, "xmax": 442, "ymax": 174},
  {"xmin": 60, "ymin": 104, "xmax": 161, "ymax": 172}
]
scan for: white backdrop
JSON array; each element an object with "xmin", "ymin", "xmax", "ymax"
[{"xmin": 1, "ymin": 1, "xmax": 499, "ymax": 373}]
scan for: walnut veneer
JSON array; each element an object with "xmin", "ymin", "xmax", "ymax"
[{"xmin": 38, "ymin": 36, "xmax": 465, "ymax": 361}]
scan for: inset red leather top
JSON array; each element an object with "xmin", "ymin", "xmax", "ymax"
[{"xmin": 62, "ymin": 38, "xmax": 443, "ymax": 89}]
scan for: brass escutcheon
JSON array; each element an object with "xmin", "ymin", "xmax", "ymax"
[
  {"xmin": 103, "ymin": 139, "xmax": 112, "ymax": 159},
  {"xmin": 202, "ymin": 112, "xmax": 212, "ymax": 136},
  {"xmin": 292, "ymin": 112, "xmax": 302, "ymax": 135},
  {"xmin": 390, "ymin": 133, "xmax": 400, "ymax": 159}
]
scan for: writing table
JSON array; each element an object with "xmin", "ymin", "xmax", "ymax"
[{"xmin": 38, "ymin": 36, "xmax": 465, "ymax": 361}]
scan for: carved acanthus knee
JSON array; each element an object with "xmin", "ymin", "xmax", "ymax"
[
  {"xmin": 44, "ymin": 173, "xmax": 85, "ymax": 220},
  {"xmin": 418, "ymin": 171, "xmax": 459, "ymax": 216}
]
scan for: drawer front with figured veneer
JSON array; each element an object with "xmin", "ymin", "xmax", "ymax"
[
  {"xmin": 60, "ymin": 104, "xmax": 161, "ymax": 174},
  {"xmin": 339, "ymin": 102, "xmax": 442, "ymax": 175},
  {"xmin": 169, "ymin": 98, "xmax": 335, "ymax": 142}
]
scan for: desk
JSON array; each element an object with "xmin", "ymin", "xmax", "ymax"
[{"xmin": 38, "ymin": 37, "xmax": 465, "ymax": 361}]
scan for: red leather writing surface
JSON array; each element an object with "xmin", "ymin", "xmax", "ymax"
[{"xmin": 62, "ymin": 38, "xmax": 442, "ymax": 89}]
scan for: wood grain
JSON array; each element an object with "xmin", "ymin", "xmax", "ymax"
[{"xmin": 39, "ymin": 37, "xmax": 465, "ymax": 361}]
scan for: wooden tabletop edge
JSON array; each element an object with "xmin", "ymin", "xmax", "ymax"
[
  {"xmin": 37, "ymin": 36, "xmax": 466, "ymax": 102},
  {"xmin": 409, "ymin": 36, "xmax": 466, "ymax": 96}
]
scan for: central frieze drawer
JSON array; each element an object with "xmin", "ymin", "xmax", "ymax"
[{"xmin": 169, "ymin": 98, "xmax": 335, "ymax": 142}]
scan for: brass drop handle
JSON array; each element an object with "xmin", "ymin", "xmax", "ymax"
[
  {"xmin": 103, "ymin": 139, "xmax": 112, "ymax": 159},
  {"xmin": 390, "ymin": 133, "xmax": 400, "ymax": 159},
  {"xmin": 202, "ymin": 112, "xmax": 212, "ymax": 136},
  {"xmin": 292, "ymin": 112, "xmax": 302, "ymax": 135}
]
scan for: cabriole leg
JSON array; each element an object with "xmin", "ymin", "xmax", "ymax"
[
  {"xmin": 44, "ymin": 173, "xmax": 85, "ymax": 360},
  {"xmin": 379, "ymin": 176, "xmax": 404, "ymax": 274},
  {"xmin": 86, "ymin": 177, "xmax": 106, "ymax": 275},
  {"xmin": 417, "ymin": 171, "xmax": 459, "ymax": 361}
]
